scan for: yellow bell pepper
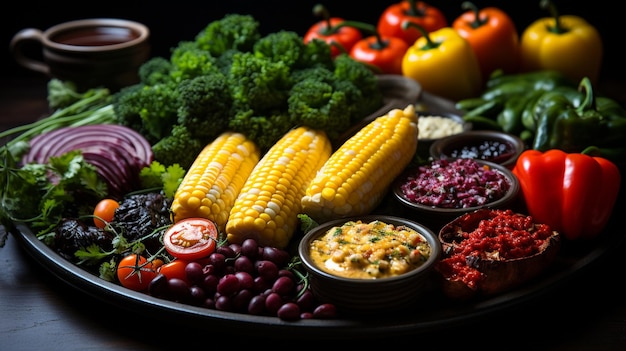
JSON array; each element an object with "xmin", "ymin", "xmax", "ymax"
[
  {"xmin": 520, "ymin": 0, "xmax": 603, "ymax": 85},
  {"xmin": 401, "ymin": 23, "xmax": 482, "ymax": 101}
]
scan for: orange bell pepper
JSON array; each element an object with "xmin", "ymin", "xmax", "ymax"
[
  {"xmin": 519, "ymin": 0, "xmax": 603, "ymax": 85},
  {"xmin": 452, "ymin": 1, "xmax": 520, "ymax": 83},
  {"xmin": 377, "ymin": 0, "xmax": 447, "ymax": 47},
  {"xmin": 512, "ymin": 149, "xmax": 621, "ymax": 240}
]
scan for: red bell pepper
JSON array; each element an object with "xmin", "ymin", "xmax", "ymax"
[
  {"xmin": 350, "ymin": 35, "xmax": 409, "ymax": 75},
  {"xmin": 337, "ymin": 21, "xmax": 409, "ymax": 75},
  {"xmin": 303, "ymin": 4, "xmax": 362, "ymax": 58},
  {"xmin": 452, "ymin": 1, "xmax": 520, "ymax": 83},
  {"xmin": 377, "ymin": 0, "xmax": 447, "ymax": 46},
  {"xmin": 513, "ymin": 149, "xmax": 621, "ymax": 240}
]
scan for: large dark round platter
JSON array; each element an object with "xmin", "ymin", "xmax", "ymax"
[
  {"xmin": 9, "ymin": 76, "xmax": 626, "ymax": 339},
  {"xmin": 12, "ymin": 188, "xmax": 625, "ymax": 339}
]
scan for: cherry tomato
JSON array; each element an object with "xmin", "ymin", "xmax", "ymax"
[
  {"xmin": 116, "ymin": 254, "xmax": 158, "ymax": 292},
  {"xmin": 163, "ymin": 218, "xmax": 219, "ymax": 260},
  {"xmin": 158, "ymin": 260, "xmax": 189, "ymax": 283},
  {"xmin": 93, "ymin": 198, "xmax": 120, "ymax": 229}
]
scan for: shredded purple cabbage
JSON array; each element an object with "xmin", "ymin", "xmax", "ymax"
[{"xmin": 400, "ymin": 158, "xmax": 511, "ymax": 209}]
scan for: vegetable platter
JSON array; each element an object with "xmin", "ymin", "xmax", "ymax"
[
  {"xmin": 8, "ymin": 86, "xmax": 625, "ymax": 338},
  {"xmin": 4, "ymin": 7, "xmax": 625, "ymax": 339}
]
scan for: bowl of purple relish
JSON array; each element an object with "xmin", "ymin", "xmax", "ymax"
[
  {"xmin": 428, "ymin": 130, "xmax": 525, "ymax": 169},
  {"xmin": 392, "ymin": 158, "xmax": 520, "ymax": 229}
]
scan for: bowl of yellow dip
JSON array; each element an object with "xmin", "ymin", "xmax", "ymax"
[{"xmin": 297, "ymin": 215, "xmax": 441, "ymax": 314}]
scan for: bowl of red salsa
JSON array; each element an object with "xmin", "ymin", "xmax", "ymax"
[
  {"xmin": 435, "ymin": 208, "xmax": 561, "ymax": 300},
  {"xmin": 429, "ymin": 130, "xmax": 525, "ymax": 169}
]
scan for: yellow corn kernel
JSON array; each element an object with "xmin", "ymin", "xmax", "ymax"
[
  {"xmin": 226, "ymin": 126, "xmax": 332, "ymax": 249},
  {"xmin": 301, "ymin": 104, "xmax": 418, "ymax": 223},
  {"xmin": 170, "ymin": 132, "xmax": 261, "ymax": 232}
]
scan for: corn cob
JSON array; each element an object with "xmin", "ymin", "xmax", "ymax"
[
  {"xmin": 170, "ymin": 132, "xmax": 261, "ymax": 232},
  {"xmin": 225, "ymin": 126, "xmax": 332, "ymax": 249},
  {"xmin": 301, "ymin": 104, "xmax": 419, "ymax": 223}
]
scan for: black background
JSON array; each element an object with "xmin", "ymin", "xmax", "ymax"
[{"xmin": 2, "ymin": 0, "xmax": 621, "ymax": 83}]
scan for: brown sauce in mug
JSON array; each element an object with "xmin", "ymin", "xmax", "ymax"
[{"xmin": 52, "ymin": 27, "xmax": 139, "ymax": 46}]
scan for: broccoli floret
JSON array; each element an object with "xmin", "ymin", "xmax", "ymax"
[
  {"xmin": 291, "ymin": 66, "xmax": 335, "ymax": 85},
  {"xmin": 151, "ymin": 124, "xmax": 203, "ymax": 170},
  {"xmin": 288, "ymin": 77, "xmax": 352, "ymax": 141},
  {"xmin": 214, "ymin": 49, "xmax": 240, "ymax": 75},
  {"xmin": 228, "ymin": 108, "xmax": 295, "ymax": 152},
  {"xmin": 113, "ymin": 81, "xmax": 181, "ymax": 143},
  {"xmin": 170, "ymin": 41, "xmax": 221, "ymax": 82},
  {"xmin": 177, "ymin": 73, "xmax": 232, "ymax": 141},
  {"xmin": 253, "ymin": 30, "xmax": 305, "ymax": 69},
  {"xmin": 227, "ymin": 52, "xmax": 292, "ymax": 112},
  {"xmin": 298, "ymin": 38, "xmax": 334, "ymax": 70},
  {"xmin": 138, "ymin": 57, "xmax": 173, "ymax": 85},
  {"xmin": 332, "ymin": 53, "xmax": 384, "ymax": 122},
  {"xmin": 112, "ymin": 84, "xmax": 145, "ymax": 133},
  {"xmin": 194, "ymin": 14, "xmax": 261, "ymax": 57}
]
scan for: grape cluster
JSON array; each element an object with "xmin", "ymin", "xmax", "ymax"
[{"xmin": 147, "ymin": 238, "xmax": 337, "ymax": 321}]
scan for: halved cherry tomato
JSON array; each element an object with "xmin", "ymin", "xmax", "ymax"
[
  {"xmin": 93, "ymin": 198, "xmax": 120, "ymax": 229},
  {"xmin": 116, "ymin": 254, "xmax": 158, "ymax": 292},
  {"xmin": 158, "ymin": 260, "xmax": 190, "ymax": 284},
  {"xmin": 163, "ymin": 218, "xmax": 219, "ymax": 260}
]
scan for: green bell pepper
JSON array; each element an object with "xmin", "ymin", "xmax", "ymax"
[
  {"xmin": 523, "ymin": 85, "xmax": 582, "ymax": 132},
  {"xmin": 532, "ymin": 77, "xmax": 626, "ymax": 164},
  {"xmin": 497, "ymin": 93, "xmax": 527, "ymax": 134}
]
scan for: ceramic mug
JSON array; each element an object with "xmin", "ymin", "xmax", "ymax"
[{"xmin": 10, "ymin": 18, "xmax": 151, "ymax": 91}]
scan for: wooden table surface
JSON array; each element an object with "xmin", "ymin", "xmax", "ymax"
[{"xmin": 1, "ymin": 74, "xmax": 626, "ymax": 350}]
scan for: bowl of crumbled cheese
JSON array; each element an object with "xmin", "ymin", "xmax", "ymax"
[{"xmin": 415, "ymin": 111, "xmax": 471, "ymax": 163}]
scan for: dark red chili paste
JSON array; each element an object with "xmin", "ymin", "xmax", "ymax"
[
  {"xmin": 400, "ymin": 158, "xmax": 511, "ymax": 208},
  {"xmin": 436, "ymin": 209, "xmax": 554, "ymax": 289}
]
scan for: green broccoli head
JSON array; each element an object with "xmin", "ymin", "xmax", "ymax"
[
  {"xmin": 287, "ymin": 78, "xmax": 352, "ymax": 141},
  {"xmin": 333, "ymin": 53, "xmax": 380, "ymax": 92},
  {"xmin": 170, "ymin": 41, "xmax": 221, "ymax": 81},
  {"xmin": 298, "ymin": 38, "xmax": 334, "ymax": 71},
  {"xmin": 228, "ymin": 108, "xmax": 295, "ymax": 152},
  {"xmin": 290, "ymin": 66, "xmax": 335, "ymax": 85},
  {"xmin": 151, "ymin": 124, "xmax": 204, "ymax": 170},
  {"xmin": 177, "ymin": 73, "xmax": 232, "ymax": 141},
  {"xmin": 253, "ymin": 30, "xmax": 305, "ymax": 69},
  {"xmin": 332, "ymin": 53, "xmax": 384, "ymax": 122},
  {"xmin": 214, "ymin": 49, "xmax": 240, "ymax": 75},
  {"xmin": 138, "ymin": 57, "xmax": 173, "ymax": 86},
  {"xmin": 195, "ymin": 14, "xmax": 261, "ymax": 57},
  {"xmin": 113, "ymin": 81, "xmax": 181, "ymax": 143},
  {"xmin": 227, "ymin": 52, "xmax": 292, "ymax": 112}
]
